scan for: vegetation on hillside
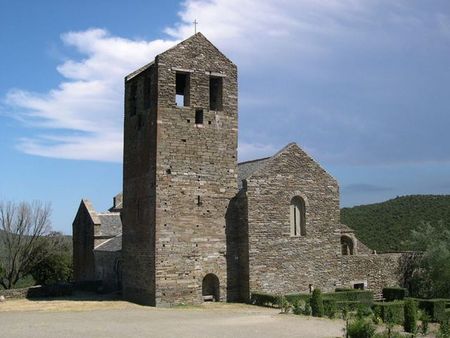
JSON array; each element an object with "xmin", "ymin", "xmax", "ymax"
[{"xmin": 341, "ymin": 195, "xmax": 450, "ymax": 253}]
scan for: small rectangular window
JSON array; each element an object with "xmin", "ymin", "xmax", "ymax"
[
  {"xmin": 129, "ymin": 82, "xmax": 137, "ymax": 116},
  {"xmin": 209, "ymin": 76, "xmax": 223, "ymax": 111},
  {"xmin": 176, "ymin": 72, "xmax": 190, "ymax": 107},
  {"xmin": 195, "ymin": 109, "xmax": 204, "ymax": 125}
]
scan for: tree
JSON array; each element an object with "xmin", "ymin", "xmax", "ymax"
[
  {"xmin": 30, "ymin": 234, "xmax": 72, "ymax": 285},
  {"xmin": 404, "ymin": 221, "xmax": 450, "ymax": 298},
  {"xmin": 0, "ymin": 201, "xmax": 59, "ymax": 289}
]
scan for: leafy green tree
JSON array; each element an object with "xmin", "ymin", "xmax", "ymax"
[
  {"xmin": 30, "ymin": 248, "xmax": 72, "ymax": 285},
  {"xmin": 405, "ymin": 222, "xmax": 450, "ymax": 298}
]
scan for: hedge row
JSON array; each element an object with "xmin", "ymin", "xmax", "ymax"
[
  {"xmin": 250, "ymin": 293, "xmax": 280, "ymax": 307},
  {"xmin": 323, "ymin": 290, "xmax": 374, "ymax": 304},
  {"xmin": 410, "ymin": 298, "xmax": 448, "ymax": 322},
  {"xmin": 382, "ymin": 287, "xmax": 407, "ymax": 301},
  {"xmin": 373, "ymin": 301, "xmax": 405, "ymax": 325}
]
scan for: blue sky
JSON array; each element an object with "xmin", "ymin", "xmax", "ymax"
[{"xmin": 1, "ymin": 0, "xmax": 450, "ymax": 234}]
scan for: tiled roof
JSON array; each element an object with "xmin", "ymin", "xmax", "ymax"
[
  {"xmin": 94, "ymin": 234, "xmax": 122, "ymax": 252},
  {"xmin": 237, "ymin": 157, "xmax": 271, "ymax": 189},
  {"xmin": 97, "ymin": 213, "xmax": 122, "ymax": 237}
]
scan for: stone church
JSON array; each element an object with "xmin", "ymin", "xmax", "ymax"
[{"xmin": 73, "ymin": 33, "xmax": 401, "ymax": 306}]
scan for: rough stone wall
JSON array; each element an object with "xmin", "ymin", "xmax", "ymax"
[
  {"xmin": 153, "ymin": 33, "xmax": 238, "ymax": 305},
  {"xmin": 226, "ymin": 189, "xmax": 249, "ymax": 302},
  {"xmin": 94, "ymin": 251, "xmax": 122, "ymax": 292},
  {"xmin": 245, "ymin": 143, "xmax": 341, "ymax": 295},
  {"xmin": 122, "ymin": 64, "xmax": 158, "ymax": 305},
  {"xmin": 72, "ymin": 202, "xmax": 95, "ymax": 282},
  {"xmin": 338, "ymin": 253, "xmax": 403, "ymax": 294}
]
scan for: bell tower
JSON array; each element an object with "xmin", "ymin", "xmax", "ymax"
[{"xmin": 122, "ymin": 33, "xmax": 238, "ymax": 305}]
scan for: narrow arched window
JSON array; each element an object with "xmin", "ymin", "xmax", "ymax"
[{"xmin": 290, "ymin": 196, "xmax": 306, "ymax": 236}]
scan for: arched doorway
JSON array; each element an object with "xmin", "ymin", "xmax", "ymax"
[{"xmin": 202, "ymin": 273, "xmax": 220, "ymax": 302}]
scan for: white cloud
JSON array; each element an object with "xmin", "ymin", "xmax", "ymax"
[
  {"xmin": 3, "ymin": 0, "xmax": 450, "ymax": 164},
  {"xmin": 4, "ymin": 29, "xmax": 175, "ymax": 162}
]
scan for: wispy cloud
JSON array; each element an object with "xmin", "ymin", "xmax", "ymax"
[
  {"xmin": 3, "ymin": 0, "xmax": 450, "ymax": 165},
  {"xmin": 4, "ymin": 29, "xmax": 175, "ymax": 162}
]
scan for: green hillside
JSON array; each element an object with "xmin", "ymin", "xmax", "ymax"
[{"xmin": 341, "ymin": 195, "xmax": 450, "ymax": 253}]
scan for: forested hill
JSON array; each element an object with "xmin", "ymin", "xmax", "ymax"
[{"xmin": 341, "ymin": 195, "xmax": 450, "ymax": 253}]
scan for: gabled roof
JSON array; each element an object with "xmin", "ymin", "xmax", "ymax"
[
  {"xmin": 125, "ymin": 32, "xmax": 234, "ymax": 81},
  {"xmin": 77, "ymin": 199, "xmax": 100, "ymax": 225},
  {"xmin": 237, "ymin": 142, "xmax": 336, "ymax": 189},
  {"xmin": 94, "ymin": 234, "xmax": 122, "ymax": 252}
]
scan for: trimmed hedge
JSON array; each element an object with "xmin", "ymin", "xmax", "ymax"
[
  {"xmin": 285, "ymin": 293, "xmax": 310, "ymax": 304},
  {"xmin": 373, "ymin": 301, "xmax": 405, "ymax": 325},
  {"xmin": 336, "ymin": 301, "xmax": 361, "ymax": 312},
  {"xmin": 413, "ymin": 298, "xmax": 448, "ymax": 323},
  {"xmin": 382, "ymin": 287, "xmax": 407, "ymax": 302},
  {"xmin": 324, "ymin": 290, "xmax": 374, "ymax": 304},
  {"xmin": 250, "ymin": 293, "xmax": 280, "ymax": 307}
]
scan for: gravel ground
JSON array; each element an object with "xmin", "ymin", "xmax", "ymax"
[{"xmin": 0, "ymin": 299, "xmax": 345, "ymax": 338}]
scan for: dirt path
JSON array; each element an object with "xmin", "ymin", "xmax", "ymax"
[{"xmin": 0, "ymin": 299, "xmax": 344, "ymax": 338}]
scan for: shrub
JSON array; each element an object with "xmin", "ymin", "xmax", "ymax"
[
  {"xmin": 403, "ymin": 298, "xmax": 418, "ymax": 333},
  {"xmin": 415, "ymin": 298, "xmax": 447, "ymax": 322},
  {"xmin": 336, "ymin": 288, "xmax": 353, "ymax": 292},
  {"xmin": 303, "ymin": 299, "xmax": 312, "ymax": 315},
  {"xmin": 419, "ymin": 311, "xmax": 430, "ymax": 336},
  {"xmin": 382, "ymin": 287, "xmax": 407, "ymax": 302},
  {"xmin": 250, "ymin": 293, "xmax": 279, "ymax": 307},
  {"xmin": 284, "ymin": 293, "xmax": 310, "ymax": 305},
  {"xmin": 372, "ymin": 301, "xmax": 405, "ymax": 325},
  {"xmin": 356, "ymin": 303, "xmax": 373, "ymax": 319},
  {"xmin": 324, "ymin": 290, "xmax": 374, "ymax": 304},
  {"xmin": 278, "ymin": 295, "xmax": 291, "ymax": 313},
  {"xmin": 438, "ymin": 319, "xmax": 450, "ymax": 338},
  {"xmin": 347, "ymin": 318, "xmax": 376, "ymax": 338},
  {"xmin": 292, "ymin": 299, "xmax": 312, "ymax": 316},
  {"xmin": 311, "ymin": 289, "xmax": 324, "ymax": 317},
  {"xmin": 292, "ymin": 300, "xmax": 304, "ymax": 315},
  {"xmin": 323, "ymin": 299, "xmax": 337, "ymax": 318},
  {"xmin": 337, "ymin": 300, "xmax": 363, "ymax": 312}
]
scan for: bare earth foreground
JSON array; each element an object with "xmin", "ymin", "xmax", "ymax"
[{"xmin": 0, "ymin": 297, "xmax": 344, "ymax": 338}]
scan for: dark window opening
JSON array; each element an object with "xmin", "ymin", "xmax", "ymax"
[
  {"xmin": 144, "ymin": 75, "xmax": 151, "ymax": 109},
  {"xmin": 209, "ymin": 76, "xmax": 223, "ymax": 110},
  {"xmin": 197, "ymin": 195, "xmax": 202, "ymax": 206},
  {"xmin": 195, "ymin": 109, "xmax": 204, "ymax": 125},
  {"xmin": 176, "ymin": 72, "xmax": 190, "ymax": 107},
  {"xmin": 353, "ymin": 283, "xmax": 365, "ymax": 290},
  {"xmin": 129, "ymin": 82, "xmax": 137, "ymax": 116}
]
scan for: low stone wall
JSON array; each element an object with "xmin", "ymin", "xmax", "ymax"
[
  {"xmin": 0, "ymin": 284, "xmax": 73, "ymax": 300},
  {"xmin": 338, "ymin": 253, "xmax": 404, "ymax": 295},
  {"xmin": 0, "ymin": 286, "xmax": 45, "ymax": 299}
]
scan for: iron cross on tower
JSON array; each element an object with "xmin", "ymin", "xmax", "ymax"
[{"xmin": 193, "ymin": 19, "xmax": 198, "ymax": 34}]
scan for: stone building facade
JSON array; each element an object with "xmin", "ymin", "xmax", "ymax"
[{"xmin": 73, "ymin": 33, "xmax": 402, "ymax": 306}]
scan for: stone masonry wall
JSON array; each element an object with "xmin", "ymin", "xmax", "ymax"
[
  {"xmin": 338, "ymin": 253, "xmax": 403, "ymax": 294},
  {"xmin": 72, "ymin": 202, "xmax": 95, "ymax": 282},
  {"xmin": 153, "ymin": 33, "xmax": 238, "ymax": 305},
  {"xmin": 94, "ymin": 251, "xmax": 121, "ymax": 292},
  {"xmin": 245, "ymin": 143, "xmax": 342, "ymax": 295},
  {"xmin": 122, "ymin": 63, "xmax": 158, "ymax": 305}
]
